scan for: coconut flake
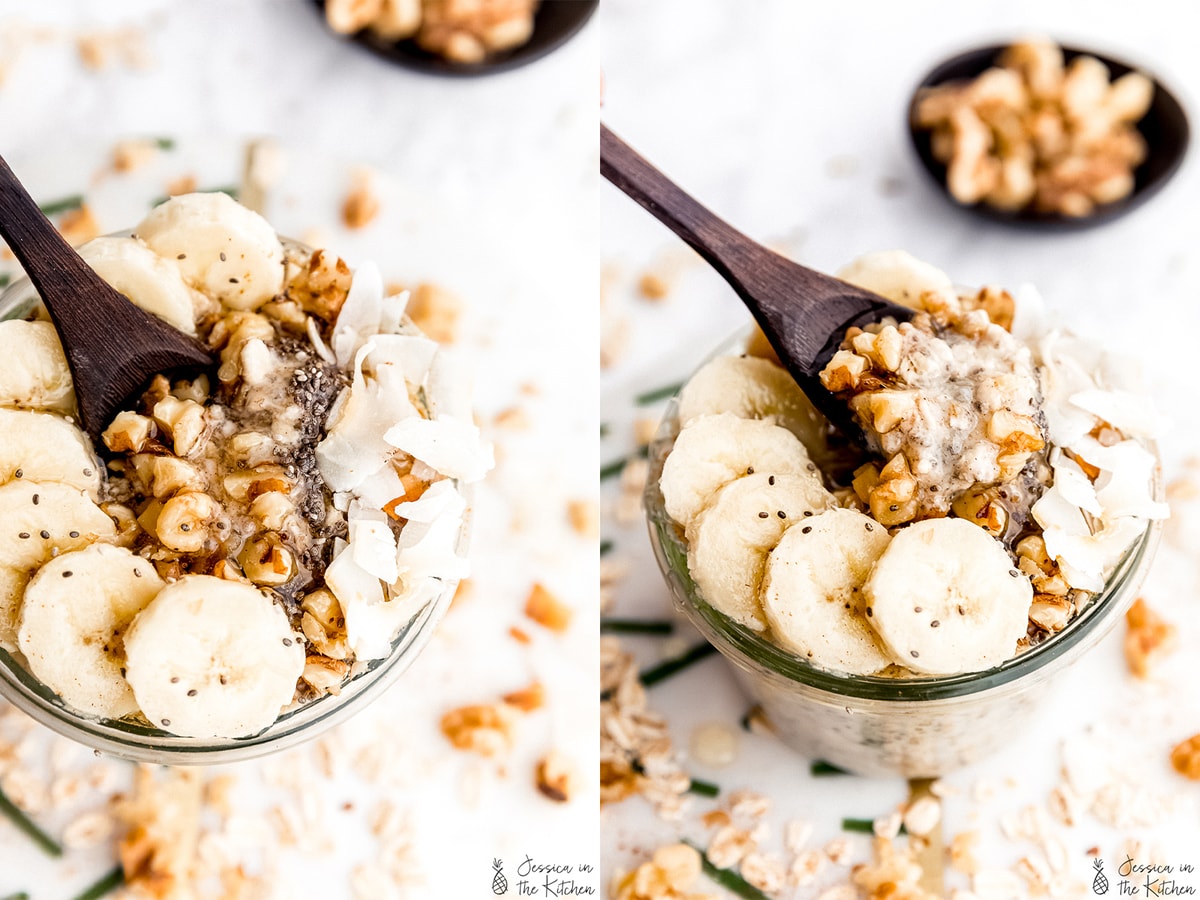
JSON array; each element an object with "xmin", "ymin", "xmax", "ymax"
[
  {"xmin": 425, "ymin": 347, "xmax": 473, "ymax": 421},
  {"xmin": 367, "ymin": 334, "xmax": 438, "ymax": 387},
  {"xmin": 352, "ymin": 577, "xmax": 445, "ymax": 661},
  {"xmin": 1048, "ymin": 449, "xmax": 1102, "ymax": 517},
  {"xmin": 1068, "ymin": 389, "xmax": 1170, "ymax": 440},
  {"xmin": 1049, "ymin": 518, "xmax": 1146, "ymax": 592},
  {"xmin": 391, "ymin": 479, "xmax": 460, "ymax": 523},
  {"xmin": 396, "ymin": 487, "xmax": 468, "ymax": 584},
  {"xmin": 379, "ymin": 288, "xmax": 409, "ymax": 336},
  {"xmin": 1069, "ymin": 437, "xmax": 1167, "ymax": 520},
  {"xmin": 306, "ymin": 316, "xmax": 336, "ymax": 365},
  {"xmin": 240, "ymin": 339, "xmax": 272, "ymax": 386},
  {"xmin": 326, "ymin": 538, "xmax": 386, "ymax": 655},
  {"xmin": 332, "ymin": 261, "xmax": 383, "ymax": 366},
  {"xmin": 348, "ymin": 503, "xmax": 399, "ymax": 583},
  {"xmin": 383, "ymin": 415, "xmax": 493, "ymax": 482},
  {"xmin": 354, "ymin": 464, "xmax": 407, "ymax": 511}
]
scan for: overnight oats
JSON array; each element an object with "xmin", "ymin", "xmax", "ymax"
[
  {"xmin": 0, "ymin": 193, "xmax": 491, "ymax": 758},
  {"xmin": 646, "ymin": 250, "xmax": 1165, "ymax": 776}
]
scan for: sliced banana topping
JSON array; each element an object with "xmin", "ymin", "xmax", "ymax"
[
  {"xmin": 686, "ymin": 472, "xmax": 836, "ymax": 631},
  {"xmin": 661, "ymin": 413, "xmax": 824, "ymax": 531},
  {"xmin": 136, "ymin": 192, "xmax": 285, "ymax": 311},
  {"xmin": 0, "ymin": 320, "xmax": 74, "ymax": 411},
  {"xmin": 864, "ymin": 518, "xmax": 1033, "ymax": 675},
  {"xmin": 123, "ymin": 576, "xmax": 305, "ymax": 738},
  {"xmin": 0, "ymin": 480, "xmax": 117, "ymax": 649},
  {"xmin": 762, "ymin": 508, "xmax": 894, "ymax": 674},
  {"xmin": 677, "ymin": 354, "xmax": 829, "ymax": 462},
  {"xmin": 0, "ymin": 408, "xmax": 102, "ymax": 498},
  {"xmin": 17, "ymin": 545, "xmax": 164, "ymax": 719},
  {"xmin": 77, "ymin": 236, "xmax": 199, "ymax": 335},
  {"xmin": 836, "ymin": 250, "xmax": 955, "ymax": 310}
]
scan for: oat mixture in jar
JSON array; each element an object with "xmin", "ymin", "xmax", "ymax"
[
  {"xmin": 0, "ymin": 192, "xmax": 491, "ymax": 739},
  {"xmin": 658, "ymin": 250, "xmax": 1166, "ymax": 677}
]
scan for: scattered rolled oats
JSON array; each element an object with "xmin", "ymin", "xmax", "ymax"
[
  {"xmin": 610, "ymin": 843, "xmax": 714, "ymax": 900},
  {"xmin": 116, "ymin": 765, "xmax": 203, "ymax": 898},
  {"xmin": 902, "ymin": 795, "xmax": 942, "ymax": 837},
  {"xmin": 567, "ymin": 498, "xmax": 600, "ymax": 538},
  {"xmin": 949, "ymin": 830, "xmax": 981, "ymax": 875}
]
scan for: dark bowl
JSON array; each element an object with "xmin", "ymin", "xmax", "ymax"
[
  {"xmin": 907, "ymin": 42, "xmax": 1190, "ymax": 230},
  {"xmin": 313, "ymin": 0, "xmax": 597, "ymax": 77}
]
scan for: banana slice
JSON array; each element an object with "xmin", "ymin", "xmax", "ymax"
[
  {"xmin": 123, "ymin": 576, "xmax": 304, "ymax": 737},
  {"xmin": 678, "ymin": 355, "xmax": 830, "ymax": 463},
  {"xmin": 836, "ymin": 250, "xmax": 954, "ymax": 310},
  {"xmin": 77, "ymin": 236, "xmax": 199, "ymax": 335},
  {"xmin": 864, "ymin": 518, "xmax": 1033, "ymax": 675},
  {"xmin": 17, "ymin": 545, "xmax": 164, "ymax": 719},
  {"xmin": 761, "ymin": 508, "xmax": 894, "ymax": 674},
  {"xmin": 0, "ymin": 320, "xmax": 74, "ymax": 411},
  {"xmin": 0, "ymin": 480, "xmax": 117, "ymax": 648},
  {"xmin": 661, "ymin": 413, "xmax": 825, "ymax": 531},
  {"xmin": 0, "ymin": 409, "xmax": 101, "ymax": 497},
  {"xmin": 686, "ymin": 472, "xmax": 836, "ymax": 631},
  {"xmin": 136, "ymin": 193, "xmax": 285, "ymax": 312}
]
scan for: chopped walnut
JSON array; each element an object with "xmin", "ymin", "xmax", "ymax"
[
  {"xmin": 914, "ymin": 38, "xmax": 1152, "ymax": 217},
  {"xmin": 502, "ymin": 681, "xmax": 545, "ymax": 712},
  {"xmin": 112, "ymin": 139, "xmax": 161, "ymax": 173},
  {"xmin": 341, "ymin": 170, "xmax": 380, "ymax": 230},
  {"xmin": 1170, "ymin": 734, "xmax": 1200, "ymax": 780},
  {"xmin": 566, "ymin": 498, "xmax": 600, "ymax": 538},
  {"xmin": 439, "ymin": 703, "xmax": 517, "ymax": 756},
  {"xmin": 1124, "ymin": 597, "xmax": 1177, "ymax": 677},
  {"xmin": 525, "ymin": 582, "xmax": 572, "ymax": 633},
  {"xmin": 58, "ymin": 204, "xmax": 100, "ymax": 247},
  {"xmin": 535, "ymin": 750, "xmax": 579, "ymax": 803},
  {"xmin": 404, "ymin": 283, "xmax": 463, "ymax": 343}
]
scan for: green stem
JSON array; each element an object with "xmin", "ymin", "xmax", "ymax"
[
  {"xmin": 72, "ymin": 866, "xmax": 124, "ymax": 900},
  {"xmin": 0, "ymin": 786, "xmax": 62, "ymax": 857},
  {"xmin": 684, "ymin": 841, "xmax": 772, "ymax": 900},
  {"xmin": 842, "ymin": 817, "xmax": 907, "ymax": 835},
  {"xmin": 38, "ymin": 194, "xmax": 84, "ymax": 216},
  {"xmin": 639, "ymin": 642, "xmax": 717, "ymax": 688},
  {"xmin": 600, "ymin": 539, "xmax": 614, "ymax": 556},
  {"xmin": 600, "ymin": 444, "xmax": 649, "ymax": 481},
  {"xmin": 811, "ymin": 760, "xmax": 851, "ymax": 776},
  {"xmin": 687, "ymin": 777, "xmax": 719, "ymax": 798},
  {"xmin": 154, "ymin": 137, "xmax": 176, "ymax": 150},
  {"xmin": 635, "ymin": 381, "xmax": 683, "ymax": 406},
  {"xmin": 599, "ymin": 619, "xmax": 673, "ymax": 635}
]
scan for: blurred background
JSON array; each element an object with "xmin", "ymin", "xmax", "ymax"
[
  {"xmin": 601, "ymin": 1, "xmax": 1200, "ymax": 896},
  {"xmin": 0, "ymin": 1, "xmax": 598, "ymax": 897}
]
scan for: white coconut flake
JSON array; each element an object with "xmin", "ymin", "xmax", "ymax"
[
  {"xmin": 326, "ymin": 539, "xmax": 386, "ymax": 655},
  {"xmin": 332, "ymin": 261, "xmax": 384, "ymax": 366},
  {"xmin": 379, "ymin": 289, "xmax": 409, "ymax": 336},
  {"xmin": 1048, "ymin": 449, "xmax": 1102, "ymax": 517},
  {"xmin": 1032, "ymin": 484, "xmax": 1091, "ymax": 539},
  {"xmin": 367, "ymin": 334, "xmax": 439, "ymax": 387},
  {"xmin": 426, "ymin": 348, "xmax": 473, "ymax": 421},
  {"xmin": 1010, "ymin": 283, "xmax": 1048, "ymax": 343},
  {"xmin": 348, "ymin": 503, "xmax": 399, "ymax": 583},
  {"xmin": 240, "ymin": 338, "xmax": 272, "ymax": 386},
  {"xmin": 1069, "ymin": 437, "xmax": 1167, "ymax": 520},
  {"xmin": 396, "ymin": 489, "xmax": 468, "ymax": 584},
  {"xmin": 306, "ymin": 316, "xmax": 336, "ymax": 365},
  {"xmin": 1069, "ymin": 390, "xmax": 1169, "ymax": 440},
  {"xmin": 383, "ymin": 415, "xmax": 493, "ymax": 482},
  {"xmin": 353, "ymin": 577, "xmax": 446, "ymax": 661},
  {"xmin": 391, "ymin": 479, "xmax": 460, "ymax": 523},
  {"xmin": 354, "ymin": 465, "xmax": 407, "ymax": 511}
]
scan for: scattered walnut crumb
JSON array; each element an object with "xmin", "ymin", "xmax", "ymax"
[
  {"xmin": 610, "ymin": 843, "xmax": 713, "ymax": 900},
  {"xmin": 112, "ymin": 139, "xmax": 161, "ymax": 173},
  {"xmin": 508, "ymin": 625, "xmax": 531, "ymax": 644},
  {"xmin": 638, "ymin": 272, "xmax": 670, "ymax": 301},
  {"xmin": 852, "ymin": 836, "xmax": 937, "ymax": 899},
  {"xmin": 439, "ymin": 703, "xmax": 517, "ymax": 757},
  {"xmin": 949, "ymin": 830, "xmax": 980, "ymax": 875},
  {"xmin": 450, "ymin": 578, "xmax": 473, "ymax": 610},
  {"xmin": 166, "ymin": 174, "xmax": 197, "ymax": 197},
  {"xmin": 115, "ymin": 765, "xmax": 203, "ymax": 898},
  {"xmin": 701, "ymin": 809, "xmax": 731, "ymax": 829},
  {"xmin": 535, "ymin": 750, "xmax": 579, "ymax": 803},
  {"xmin": 76, "ymin": 27, "xmax": 151, "ymax": 71},
  {"xmin": 632, "ymin": 417, "xmax": 659, "ymax": 448},
  {"xmin": 567, "ymin": 498, "xmax": 600, "ymax": 538},
  {"xmin": 1170, "ymin": 734, "xmax": 1200, "ymax": 780},
  {"xmin": 525, "ymin": 582, "xmax": 572, "ymax": 633},
  {"xmin": 57, "ymin": 204, "xmax": 100, "ymax": 247},
  {"xmin": 493, "ymin": 405, "xmax": 531, "ymax": 429},
  {"xmin": 1124, "ymin": 597, "xmax": 1177, "ymax": 677},
  {"xmin": 502, "ymin": 681, "xmax": 545, "ymax": 712},
  {"xmin": 405, "ymin": 282, "xmax": 462, "ymax": 343},
  {"xmin": 342, "ymin": 169, "xmax": 380, "ymax": 230}
]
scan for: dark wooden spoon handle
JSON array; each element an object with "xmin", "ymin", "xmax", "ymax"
[
  {"xmin": 601, "ymin": 124, "xmax": 907, "ymax": 379},
  {"xmin": 0, "ymin": 152, "xmax": 212, "ymax": 439}
]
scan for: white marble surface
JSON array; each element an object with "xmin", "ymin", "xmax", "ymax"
[
  {"xmin": 0, "ymin": 2, "xmax": 598, "ymax": 898},
  {"xmin": 601, "ymin": 1, "xmax": 1200, "ymax": 896}
]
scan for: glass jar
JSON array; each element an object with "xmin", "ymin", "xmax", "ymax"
[
  {"xmin": 0, "ymin": 275, "xmax": 464, "ymax": 764},
  {"xmin": 643, "ymin": 332, "xmax": 1163, "ymax": 778}
]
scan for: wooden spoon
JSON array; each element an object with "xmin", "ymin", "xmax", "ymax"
[
  {"xmin": 601, "ymin": 124, "xmax": 911, "ymax": 432},
  {"xmin": 0, "ymin": 153, "xmax": 212, "ymax": 441}
]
